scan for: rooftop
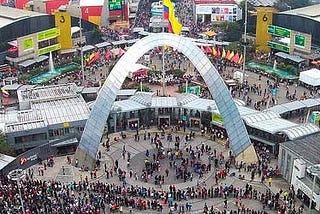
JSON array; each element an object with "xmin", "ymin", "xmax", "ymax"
[
  {"xmin": 280, "ymin": 4, "xmax": 320, "ymax": 23},
  {"xmin": 282, "ymin": 132, "xmax": 320, "ymax": 164},
  {"xmin": 18, "ymin": 83, "xmax": 77, "ymax": 102},
  {"xmin": 248, "ymin": 0, "xmax": 277, "ymax": 7},
  {"xmin": 0, "ymin": 6, "xmax": 48, "ymax": 29}
]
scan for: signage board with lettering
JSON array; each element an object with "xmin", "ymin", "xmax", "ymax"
[
  {"xmin": 38, "ymin": 44, "xmax": 61, "ymax": 55},
  {"xmin": 294, "ymin": 35, "xmax": 306, "ymax": 48},
  {"xmin": 22, "ymin": 37, "xmax": 34, "ymax": 50},
  {"xmin": 109, "ymin": 0, "xmax": 122, "ymax": 11},
  {"xmin": 37, "ymin": 28, "xmax": 60, "ymax": 42},
  {"xmin": 267, "ymin": 41, "xmax": 290, "ymax": 53},
  {"xmin": 268, "ymin": 25, "xmax": 291, "ymax": 38}
]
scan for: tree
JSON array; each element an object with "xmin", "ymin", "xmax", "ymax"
[
  {"xmin": 0, "ymin": 132, "xmax": 15, "ymax": 156},
  {"xmin": 274, "ymin": 0, "xmax": 311, "ymax": 11},
  {"xmin": 220, "ymin": 21, "xmax": 242, "ymax": 42}
]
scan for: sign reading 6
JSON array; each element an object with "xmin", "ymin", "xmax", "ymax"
[{"xmin": 263, "ymin": 14, "xmax": 268, "ymax": 22}]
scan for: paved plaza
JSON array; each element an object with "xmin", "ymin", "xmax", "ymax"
[{"xmin": 29, "ymin": 128, "xmax": 302, "ymax": 213}]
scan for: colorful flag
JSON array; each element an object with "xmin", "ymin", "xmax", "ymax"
[
  {"xmin": 118, "ymin": 48, "xmax": 125, "ymax": 57},
  {"xmin": 205, "ymin": 46, "xmax": 212, "ymax": 54},
  {"xmin": 238, "ymin": 54, "xmax": 243, "ymax": 64},
  {"xmin": 163, "ymin": 0, "xmax": 182, "ymax": 35},
  {"xmin": 225, "ymin": 50, "xmax": 231, "ymax": 60},
  {"xmin": 105, "ymin": 49, "xmax": 111, "ymax": 60},
  {"xmin": 222, "ymin": 48, "xmax": 226, "ymax": 58},
  {"xmin": 212, "ymin": 47, "xmax": 217, "ymax": 57},
  {"xmin": 227, "ymin": 51, "xmax": 235, "ymax": 61},
  {"xmin": 216, "ymin": 48, "xmax": 221, "ymax": 58},
  {"xmin": 232, "ymin": 52, "xmax": 240, "ymax": 63}
]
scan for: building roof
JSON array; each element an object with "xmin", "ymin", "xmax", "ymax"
[
  {"xmin": 0, "ymin": 6, "xmax": 48, "ymax": 29},
  {"xmin": 0, "ymin": 153, "xmax": 15, "ymax": 171},
  {"xmin": 195, "ymin": 0, "xmax": 237, "ymax": 5},
  {"xmin": 282, "ymin": 132, "xmax": 320, "ymax": 164},
  {"xmin": 18, "ymin": 83, "xmax": 77, "ymax": 103},
  {"xmin": 248, "ymin": 0, "xmax": 277, "ymax": 7},
  {"xmin": 242, "ymin": 111, "xmax": 320, "ymax": 140},
  {"xmin": 267, "ymin": 99, "xmax": 320, "ymax": 115},
  {"xmin": 280, "ymin": 4, "xmax": 320, "ymax": 23}
]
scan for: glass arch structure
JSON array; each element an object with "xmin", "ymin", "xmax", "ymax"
[{"xmin": 75, "ymin": 33, "xmax": 257, "ymax": 168}]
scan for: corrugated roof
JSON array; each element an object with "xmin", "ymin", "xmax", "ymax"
[
  {"xmin": 248, "ymin": 0, "xmax": 277, "ymax": 7},
  {"xmin": 280, "ymin": 123, "xmax": 320, "ymax": 140},
  {"xmin": 281, "ymin": 132, "xmax": 320, "ymax": 164},
  {"xmin": 0, "ymin": 6, "xmax": 48, "ymax": 29},
  {"xmin": 280, "ymin": 4, "xmax": 320, "ymax": 23}
]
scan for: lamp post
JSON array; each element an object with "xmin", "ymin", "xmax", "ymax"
[
  {"xmin": 242, "ymin": 0, "xmax": 248, "ymax": 84},
  {"xmin": 8, "ymin": 169, "xmax": 26, "ymax": 214},
  {"xmin": 307, "ymin": 165, "xmax": 320, "ymax": 214},
  {"xmin": 79, "ymin": 6, "xmax": 85, "ymax": 86}
]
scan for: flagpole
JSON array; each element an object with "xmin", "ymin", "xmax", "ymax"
[
  {"xmin": 185, "ymin": 79, "xmax": 188, "ymax": 93},
  {"xmin": 162, "ymin": 5, "xmax": 166, "ymax": 97},
  {"xmin": 242, "ymin": 0, "xmax": 248, "ymax": 84}
]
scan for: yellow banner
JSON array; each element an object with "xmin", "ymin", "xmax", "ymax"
[
  {"xmin": 37, "ymin": 28, "xmax": 60, "ymax": 42},
  {"xmin": 38, "ymin": 44, "xmax": 61, "ymax": 55},
  {"xmin": 255, "ymin": 7, "xmax": 275, "ymax": 53},
  {"xmin": 22, "ymin": 37, "xmax": 34, "ymax": 50},
  {"xmin": 55, "ymin": 12, "xmax": 72, "ymax": 49}
]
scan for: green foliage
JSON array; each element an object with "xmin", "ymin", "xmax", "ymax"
[
  {"xmin": 169, "ymin": 69, "xmax": 184, "ymax": 78},
  {"xmin": 285, "ymin": 65, "xmax": 298, "ymax": 75},
  {"xmin": 0, "ymin": 133, "xmax": 15, "ymax": 156},
  {"xmin": 134, "ymin": 84, "xmax": 151, "ymax": 92},
  {"xmin": 220, "ymin": 21, "xmax": 242, "ymax": 42}
]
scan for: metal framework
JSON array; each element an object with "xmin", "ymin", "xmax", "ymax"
[{"xmin": 75, "ymin": 33, "xmax": 256, "ymax": 169}]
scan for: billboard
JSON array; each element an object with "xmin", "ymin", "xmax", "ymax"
[
  {"xmin": 37, "ymin": 28, "xmax": 60, "ymax": 42},
  {"xmin": 55, "ymin": 12, "xmax": 72, "ymax": 49},
  {"xmin": 255, "ymin": 7, "xmax": 275, "ymax": 53},
  {"xmin": 212, "ymin": 113, "xmax": 223, "ymax": 125},
  {"xmin": 294, "ymin": 34, "xmax": 306, "ymax": 48},
  {"xmin": 22, "ymin": 37, "xmax": 34, "ymax": 51},
  {"xmin": 268, "ymin": 25, "xmax": 291, "ymax": 38},
  {"xmin": 38, "ymin": 44, "xmax": 61, "ymax": 55},
  {"xmin": 109, "ymin": 0, "xmax": 122, "ymax": 11},
  {"xmin": 268, "ymin": 41, "xmax": 290, "ymax": 53}
]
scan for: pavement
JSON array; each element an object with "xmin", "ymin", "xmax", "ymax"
[{"xmin": 29, "ymin": 128, "xmax": 306, "ymax": 214}]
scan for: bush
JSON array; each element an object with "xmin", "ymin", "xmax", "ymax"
[{"xmin": 285, "ymin": 65, "xmax": 298, "ymax": 75}]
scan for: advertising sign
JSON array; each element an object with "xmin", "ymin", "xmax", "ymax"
[
  {"xmin": 38, "ymin": 44, "xmax": 61, "ymax": 55},
  {"xmin": 55, "ymin": 12, "xmax": 72, "ymax": 49},
  {"xmin": 109, "ymin": 0, "xmax": 122, "ymax": 11},
  {"xmin": 294, "ymin": 35, "xmax": 306, "ymax": 48},
  {"xmin": 268, "ymin": 41, "xmax": 290, "ymax": 53},
  {"xmin": 187, "ymin": 86, "xmax": 201, "ymax": 95},
  {"xmin": 22, "ymin": 37, "xmax": 34, "ymax": 50},
  {"xmin": 37, "ymin": 28, "xmax": 60, "ymax": 42},
  {"xmin": 212, "ymin": 113, "xmax": 223, "ymax": 125},
  {"xmin": 268, "ymin": 25, "xmax": 291, "ymax": 38}
]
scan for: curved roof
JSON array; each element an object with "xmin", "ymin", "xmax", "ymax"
[
  {"xmin": 0, "ymin": 6, "xmax": 48, "ymax": 29},
  {"xmin": 242, "ymin": 111, "xmax": 280, "ymax": 124},
  {"xmin": 280, "ymin": 4, "xmax": 320, "ymax": 23},
  {"xmin": 279, "ymin": 123, "xmax": 320, "ymax": 140}
]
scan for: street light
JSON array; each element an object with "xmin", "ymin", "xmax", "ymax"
[
  {"xmin": 78, "ymin": 6, "xmax": 85, "ymax": 86},
  {"xmin": 7, "ymin": 169, "xmax": 26, "ymax": 214},
  {"xmin": 242, "ymin": 0, "xmax": 248, "ymax": 84},
  {"xmin": 307, "ymin": 165, "xmax": 320, "ymax": 214}
]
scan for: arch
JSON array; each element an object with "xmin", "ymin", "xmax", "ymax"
[{"xmin": 75, "ymin": 33, "xmax": 257, "ymax": 168}]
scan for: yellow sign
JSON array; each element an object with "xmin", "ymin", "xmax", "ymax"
[
  {"xmin": 255, "ymin": 7, "xmax": 276, "ymax": 53},
  {"xmin": 22, "ymin": 37, "xmax": 34, "ymax": 50},
  {"xmin": 55, "ymin": 12, "xmax": 72, "ymax": 49},
  {"xmin": 37, "ymin": 28, "xmax": 60, "ymax": 42},
  {"xmin": 38, "ymin": 44, "xmax": 61, "ymax": 55},
  {"xmin": 63, "ymin": 122, "xmax": 70, "ymax": 128},
  {"xmin": 212, "ymin": 113, "xmax": 223, "ymax": 125}
]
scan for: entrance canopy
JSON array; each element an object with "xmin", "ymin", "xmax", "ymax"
[
  {"xmin": 300, "ymin": 68, "xmax": 320, "ymax": 86},
  {"xmin": 275, "ymin": 52, "xmax": 305, "ymax": 64}
]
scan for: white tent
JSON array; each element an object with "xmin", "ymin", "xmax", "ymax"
[{"xmin": 299, "ymin": 68, "xmax": 320, "ymax": 86}]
